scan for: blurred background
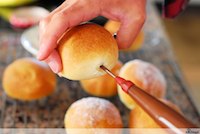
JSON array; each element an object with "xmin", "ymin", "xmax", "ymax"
[{"xmin": 154, "ymin": 0, "xmax": 200, "ymax": 113}]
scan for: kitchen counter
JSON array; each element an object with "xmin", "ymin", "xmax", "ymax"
[{"xmin": 0, "ymin": 2, "xmax": 199, "ymax": 128}]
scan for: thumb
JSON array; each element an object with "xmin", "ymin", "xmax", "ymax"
[{"xmin": 116, "ymin": 16, "xmax": 145, "ymax": 49}]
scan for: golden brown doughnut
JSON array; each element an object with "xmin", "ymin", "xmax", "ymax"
[
  {"xmin": 2, "ymin": 57, "xmax": 56, "ymax": 101},
  {"xmin": 57, "ymin": 23, "xmax": 118, "ymax": 80},
  {"xmin": 80, "ymin": 61, "xmax": 123, "ymax": 97}
]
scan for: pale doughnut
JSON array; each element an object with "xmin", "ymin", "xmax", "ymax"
[
  {"xmin": 117, "ymin": 59, "xmax": 166, "ymax": 109},
  {"xmin": 57, "ymin": 23, "xmax": 118, "ymax": 80},
  {"xmin": 64, "ymin": 97, "xmax": 123, "ymax": 129}
]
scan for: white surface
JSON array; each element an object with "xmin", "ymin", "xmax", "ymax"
[{"xmin": 21, "ymin": 25, "xmax": 39, "ymax": 56}]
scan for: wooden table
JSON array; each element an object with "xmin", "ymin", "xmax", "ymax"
[{"xmin": 0, "ymin": 2, "xmax": 199, "ymax": 128}]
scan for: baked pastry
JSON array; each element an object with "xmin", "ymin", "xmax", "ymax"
[
  {"xmin": 117, "ymin": 59, "xmax": 166, "ymax": 109},
  {"xmin": 2, "ymin": 57, "xmax": 56, "ymax": 101},
  {"xmin": 80, "ymin": 61, "xmax": 122, "ymax": 97},
  {"xmin": 104, "ymin": 20, "xmax": 144, "ymax": 51},
  {"xmin": 64, "ymin": 97, "xmax": 123, "ymax": 129},
  {"xmin": 57, "ymin": 23, "xmax": 118, "ymax": 80}
]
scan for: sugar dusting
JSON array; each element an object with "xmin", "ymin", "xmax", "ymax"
[
  {"xmin": 68, "ymin": 97, "xmax": 122, "ymax": 127},
  {"xmin": 133, "ymin": 59, "xmax": 166, "ymax": 97}
]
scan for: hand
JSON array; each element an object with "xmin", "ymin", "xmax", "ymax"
[{"xmin": 37, "ymin": 0, "xmax": 146, "ymax": 73}]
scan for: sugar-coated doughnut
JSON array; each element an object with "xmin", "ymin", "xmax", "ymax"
[
  {"xmin": 64, "ymin": 97, "xmax": 123, "ymax": 129},
  {"xmin": 117, "ymin": 59, "xmax": 166, "ymax": 109}
]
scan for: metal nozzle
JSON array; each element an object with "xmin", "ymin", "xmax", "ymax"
[{"xmin": 100, "ymin": 65, "xmax": 116, "ymax": 78}]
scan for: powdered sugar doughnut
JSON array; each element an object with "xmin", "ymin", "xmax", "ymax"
[
  {"xmin": 64, "ymin": 97, "xmax": 123, "ymax": 129},
  {"xmin": 117, "ymin": 59, "xmax": 166, "ymax": 109}
]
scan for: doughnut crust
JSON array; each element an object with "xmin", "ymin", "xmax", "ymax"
[
  {"xmin": 2, "ymin": 57, "xmax": 56, "ymax": 101},
  {"xmin": 117, "ymin": 59, "xmax": 166, "ymax": 109},
  {"xmin": 58, "ymin": 23, "xmax": 118, "ymax": 80},
  {"xmin": 64, "ymin": 97, "xmax": 123, "ymax": 128},
  {"xmin": 80, "ymin": 61, "xmax": 122, "ymax": 97}
]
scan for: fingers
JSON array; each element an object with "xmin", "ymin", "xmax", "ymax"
[
  {"xmin": 117, "ymin": 14, "xmax": 146, "ymax": 49},
  {"xmin": 117, "ymin": 0, "xmax": 146, "ymax": 49},
  {"xmin": 37, "ymin": 0, "xmax": 99, "ymax": 61},
  {"xmin": 44, "ymin": 49, "xmax": 62, "ymax": 73},
  {"xmin": 37, "ymin": 17, "xmax": 67, "ymax": 60},
  {"xmin": 48, "ymin": 1, "xmax": 68, "ymax": 17},
  {"xmin": 37, "ymin": 0, "xmax": 146, "ymax": 74},
  {"xmin": 100, "ymin": 0, "xmax": 146, "ymax": 49},
  {"xmin": 38, "ymin": 1, "xmax": 67, "ymax": 42}
]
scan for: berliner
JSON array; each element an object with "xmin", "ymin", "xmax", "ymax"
[
  {"xmin": 80, "ymin": 61, "xmax": 123, "ymax": 97},
  {"xmin": 117, "ymin": 59, "xmax": 166, "ymax": 109},
  {"xmin": 2, "ymin": 57, "xmax": 56, "ymax": 101},
  {"xmin": 64, "ymin": 97, "xmax": 123, "ymax": 129},
  {"xmin": 129, "ymin": 99, "xmax": 181, "ymax": 129},
  {"xmin": 57, "ymin": 23, "xmax": 118, "ymax": 80},
  {"xmin": 104, "ymin": 20, "xmax": 144, "ymax": 51}
]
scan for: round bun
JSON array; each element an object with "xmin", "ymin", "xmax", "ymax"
[
  {"xmin": 58, "ymin": 23, "xmax": 118, "ymax": 80},
  {"xmin": 2, "ymin": 58, "xmax": 56, "ymax": 101},
  {"xmin": 80, "ymin": 61, "xmax": 122, "ymax": 97},
  {"xmin": 129, "ymin": 99, "xmax": 181, "ymax": 129},
  {"xmin": 64, "ymin": 97, "xmax": 123, "ymax": 129},
  {"xmin": 104, "ymin": 20, "xmax": 144, "ymax": 51},
  {"xmin": 117, "ymin": 59, "xmax": 166, "ymax": 109}
]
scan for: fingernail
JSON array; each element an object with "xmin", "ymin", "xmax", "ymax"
[
  {"xmin": 37, "ymin": 44, "xmax": 45, "ymax": 60},
  {"xmin": 48, "ymin": 61, "xmax": 59, "ymax": 73},
  {"xmin": 37, "ymin": 52, "xmax": 43, "ymax": 60},
  {"xmin": 57, "ymin": 73, "xmax": 63, "ymax": 77}
]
